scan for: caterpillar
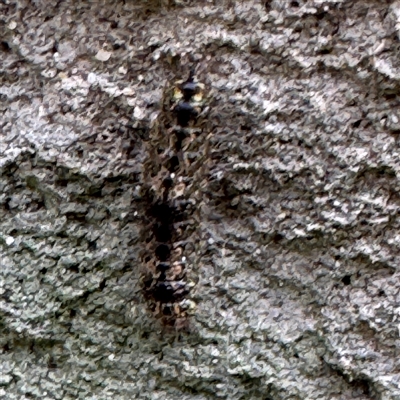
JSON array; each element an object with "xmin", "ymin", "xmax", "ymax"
[{"xmin": 140, "ymin": 68, "xmax": 209, "ymax": 330}]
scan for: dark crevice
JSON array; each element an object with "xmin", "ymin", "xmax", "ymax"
[
  {"xmin": 341, "ymin": 275, "xmax": 351, "ymax": 286},
  {"xmin": 325, "ymin": 361, "xmax": 376, "ymax": 399}
]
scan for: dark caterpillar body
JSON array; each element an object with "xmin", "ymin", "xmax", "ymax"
[{"xmin": 141, "ymin": 69, "xmax": 208, "ymax": 330}]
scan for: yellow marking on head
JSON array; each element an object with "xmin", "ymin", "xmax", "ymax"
[
  {"xmin": 173, "ymin": 87, "xmax": 183, "ymax": 100},
  {"xmin": 193, "ymin": 92, "xmax": 203, "ymax": 102}
]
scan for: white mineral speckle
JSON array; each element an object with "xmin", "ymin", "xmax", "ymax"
[
  {"xmin": 133, "ymin": 106, "xmax": 145, "ymax": 120},
  {"xmin": 5, "ymin": 236, "xmax": 14, "ymax": 246},
  {"xmin": 118, "ymin": 66, "xmax": 128, "ymax": 74},
  {"xmin": 8, "ymin": 21, "xmax": 17, "ymax": 30},
  {"xmin": 95, "ymin": 49, "xmax": 112, "ymax": 62}
]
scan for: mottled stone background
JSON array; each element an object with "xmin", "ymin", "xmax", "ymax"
[{"xmin": 2, "ymin": 0, "xmax": 400, "ymax": 399}]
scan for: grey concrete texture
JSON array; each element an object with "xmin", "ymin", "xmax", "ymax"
[{"xmin": 1, "ymin": 0, "xmax": 400, "ymax": 398}]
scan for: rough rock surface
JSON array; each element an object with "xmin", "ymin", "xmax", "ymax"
[{"xmin": 2, "ymin": 0, "xmax": 400, "ymax": 399}]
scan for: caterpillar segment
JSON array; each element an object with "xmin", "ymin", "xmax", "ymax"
[{"xmin": 140, "ymin": 69, "xmax": 209, "ymax": 330}]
